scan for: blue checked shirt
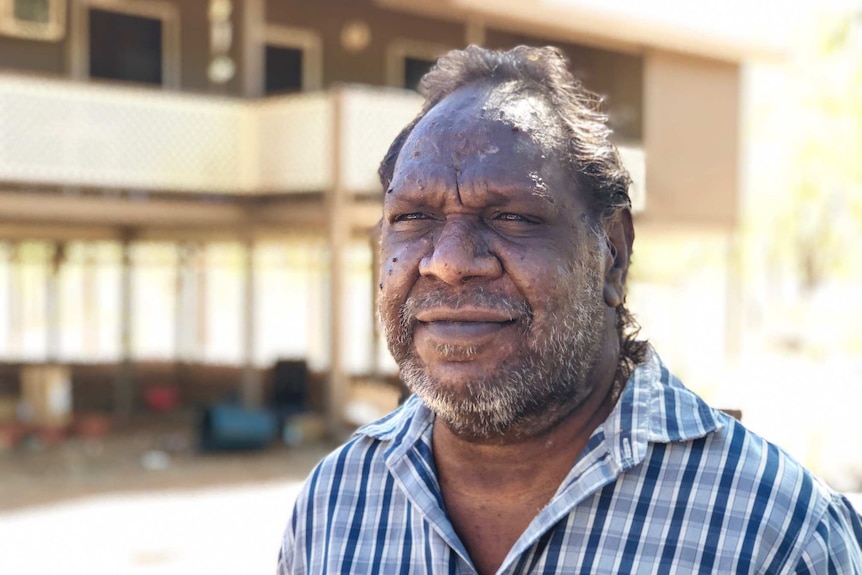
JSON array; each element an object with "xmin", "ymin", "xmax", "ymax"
[{"xmin": 278, "ymin": 350, "xmax": 862, "ymax": 574}]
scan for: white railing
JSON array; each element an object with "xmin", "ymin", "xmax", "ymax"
[
  {"xmin": 0, "ymin": 74, "xmax": 644, "ymax": 206},
  {"xmin": 0, "ymin": 74, "xmax": 423, "ymax": 195},
  {"xmin": 250, "ymin": 92, "xmax": 333, "ymax": 193},
  {"xmin": 0, "ymin": 75, "xmax": 248, "ymax": 193},
  {"xmin": 339, "ymin": 86, "xmax": 423, "ymax": 194}
]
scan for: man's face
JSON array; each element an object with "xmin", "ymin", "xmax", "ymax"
[{"xmin": 378, "ymin": 83, "xmax": 615, "ymax": 439}]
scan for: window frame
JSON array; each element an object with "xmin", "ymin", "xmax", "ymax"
[
  {"xmin": 69, "ymin": 0, "xmax": 180, "ymax": 88},
  {"xmin": 0, "ymin": 0, "xmax": 66, "ymax": 41},
  {"xmin": 385, "ymin": 39, "xmax": 451, "ymax": 89},
  {"xmin": 262, "ymin": 24, "xmax": 322, "ymax": 93}
]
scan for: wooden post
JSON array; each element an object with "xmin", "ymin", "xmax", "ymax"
[
  {"xmin": 240, "ymin": 235, "xmax": 262, "ymax": 408},
  {"xmin": 174, "ymin": 243, "xmax": 184, "ymax": 363},
  {"xmin": 327, "ymin": 87, "xmax": 350, "ymax": 437},
  {"xmin": 241, "ymin": 0, "xmax": 265, "ymax": 98},
  {"xmin": 116, "ymin": 236, "xmax": 134, "ymax": 418},
  {"xmin": 195, "ymin": 244, "xmax": 208, "ymax": 360},
  {"xmin": 7, "ymin": 242, "xmax": 22, "ymax": 359},
  {"xmin": 174, "ymin": 242, "xmax": 196, "ymax": 363},
  {"xmin": 45, "ymin": 242, "xmax": 65, "ymax": 362},
  {"xmin": 82, "ymin": 244, "xmax": 99, "ymax": 358}
]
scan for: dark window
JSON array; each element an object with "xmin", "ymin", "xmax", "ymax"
[
  {"xmin": 89, "ymin": 8, "xmax": 163, "ymax": 85},
  {"xmin": 403, "ymin": 57, "xmax": 435, "ymax": 91},
  {"xmin": 14, "ymin": 0, "xmax": 51, "ymax": 24},
  {"xmin": 265, "ymin": 45, "xmax": 303, "ymax": 95}
]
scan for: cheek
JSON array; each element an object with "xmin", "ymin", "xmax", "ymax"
[
  {"xmin": 379, "ymin": 236, "xmax": 430, "ymax": 298},
  {"xmin": 497, "ymin": 245, "xmax": 559, "ymax": 294},
  {"xmin": 497, "ymin": 245, "xmax": 582, "ymax": 314}
]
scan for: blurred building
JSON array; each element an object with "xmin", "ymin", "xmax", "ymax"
[{"xmin": 0, "ymin": 0, "xmax": 773, "ymax": 428}]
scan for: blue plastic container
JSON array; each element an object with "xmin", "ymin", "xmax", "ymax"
[{"xmin": 200, "ymin": 404, "xmax": 278, "ymax": 451}]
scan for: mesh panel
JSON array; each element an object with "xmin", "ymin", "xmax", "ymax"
[
  {"xmin": 254, "ymin": 92, "xmax": 332, "ymax": 193},
  {"xmin": 340, "ymin": 86, "xmax": 422, "ymax": 194},
  {"xmin": 0, "ymin": 75, "xmax": 420, "ymax": 196},
  {"xmin": 0, "ymin": 75, "xmax": 246, "ymax": 192}
]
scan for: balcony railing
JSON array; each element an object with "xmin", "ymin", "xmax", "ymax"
[
  {"xmin": 0, "ymin": 73, "xmax": 644, "ymax": 209},
  {"xmin": 0, "ymin": 74, "xmax": 424, "ymax": 196}
]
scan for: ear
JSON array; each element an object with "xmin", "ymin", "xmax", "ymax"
[{"xmin": 602, "ymin": 208, "xmax": 634, "ymax": 308}]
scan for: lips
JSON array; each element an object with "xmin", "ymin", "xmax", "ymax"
[
  {"xmin": 414, "ymin": 307, "xmax": 519, "ymax": 323},
  {"xmin": 413, "ymin": 307, "xmax": 520, "ymax": 345}
]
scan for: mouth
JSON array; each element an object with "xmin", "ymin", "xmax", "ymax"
[
  {"xmin": 414, "ymin": 307, "xmax": 520, "ymax": 323},
  {"xmin": 413, "ymin": 307, "xmax": 521, "ymax": 343}
]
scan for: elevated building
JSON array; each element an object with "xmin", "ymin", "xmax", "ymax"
[{"xmin": 0, "ymin": 0, "xmax": 777, "ymax": 430}]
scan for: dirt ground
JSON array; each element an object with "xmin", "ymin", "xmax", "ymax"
[{"xmin": 0, "ymin": 412, "xmax": 336, "ymax": 512}]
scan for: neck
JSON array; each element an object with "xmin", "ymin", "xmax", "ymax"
[{"xmin": 432, "ymin": 344, "xmax": 623, "ymax": 495}]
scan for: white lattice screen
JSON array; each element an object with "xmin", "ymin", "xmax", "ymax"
[{"xmin": 0, "ymin": 75, "xmax": 430, "ymax": 196}]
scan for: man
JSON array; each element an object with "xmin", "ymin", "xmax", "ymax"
[{"xmin": 279, "ymin": 45, "xmax": 862, "ymax": 574}]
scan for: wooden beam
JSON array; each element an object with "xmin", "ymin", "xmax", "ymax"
[
  {"xmin": 0, "ymin": 191, "xmax": 382, "ymax": 241},
  {"xmin": 0, "ymin": 190, "xmax": 247, "ymax": 228}
]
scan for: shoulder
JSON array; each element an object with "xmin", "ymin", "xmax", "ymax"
[
  {"xmin": 708, "ymin": 417, "xmax": 861, "ymax": 569},
  {"xmin": 302, "ymin": 393, "xmax": 427, "ymax": 484},
  {"xmin": 278, "ymin": 397, "xmax": 430, "ymax": 573},
  {"xmin": 795, "ymin": 492, "xmax": 862, "ymax": 572},
  {"xmin": 625, "ymin": 351, "xmax": 861, "ymax": 570},
  {"xmin": 646, "ymin": 411, "xmax": 862, "ymax": 571},
  {"xmin": 284, "ymin": 395, "xmax": 428, "ymax": 529}
]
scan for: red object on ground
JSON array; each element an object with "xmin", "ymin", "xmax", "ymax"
[
  {"xmin": 73, "ymin": 414, "xmax": 111, "ymax": 438},
  {"xmin": 144, "ymin": 386, "xmax": 179, "ymax": 412},
  {"xmin": 0, "ymin": 423, "xmax": 25, "ymax": 451},
  {"xmin": 37, "ymin": 426, "xmax": 67, "ymax": 446}
]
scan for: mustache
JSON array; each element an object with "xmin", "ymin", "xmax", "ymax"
[{"xmin": 400, "ymin": 288, "xmax": 532, "ymax": 329}]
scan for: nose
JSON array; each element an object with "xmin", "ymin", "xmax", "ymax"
[{"xmin": 419, "ymin": 217, "xmax": 502, "ymax": 285}]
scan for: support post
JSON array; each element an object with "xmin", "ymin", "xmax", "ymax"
[
  {"xmin": 174, "ymin": 243, "xmax": 195, "ymax": 363},
  {"xmin": 327, "ymin": 87, "xmax": 351, "ymax": 438},
  {"xmin": 46, "ymin": 242, "xmax": 64, "ymax": 362},
  {"xmin": 240, "ymin": 236, "xmax": 262, "ymax": 408},
  {"xmin": 82, "ymin": 244, "xmax": 99, "ymax": 358},
  {"xmin": 241, "ymin": 0, "xmax": 265, "ymax": 98},
  {"xmin": 7, "ymin": 242, "xmax": 22, "ymax": 359},
  {"xmin": 116, "ymin": 236, "xmax": 134, "ymax": 419},
  {"xmin": 195, "ymin": 244, "xmax": 208, "ymax": 360}
]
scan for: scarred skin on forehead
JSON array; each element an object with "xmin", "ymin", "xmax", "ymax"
[{"xmin": 394, "ymin": 82, "xmax": 568, "ymax": 210}]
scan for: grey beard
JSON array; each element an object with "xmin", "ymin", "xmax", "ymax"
[{"xmin": 381, "ymin": 234, "xmax": 609, "ymax": 440}]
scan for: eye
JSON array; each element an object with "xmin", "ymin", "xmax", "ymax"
[
  {"xmin": 392, "ymin": 212, "xmax": 429, "ymax": 222},
  {"xmin": 487, "ymin": 211, "xmax": 543, "ymax": 235},
  {"xmin": 495, "ymin": 213, "xmax": 527, "ymax": 222},
  {"xmin": 493, "ymin": 212, "xmax": 540, "ymax": 225}
]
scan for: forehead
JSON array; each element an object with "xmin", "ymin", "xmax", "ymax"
[{"xmin": 392, "ymin": 83, "xmax": 570, "ymax": 188}]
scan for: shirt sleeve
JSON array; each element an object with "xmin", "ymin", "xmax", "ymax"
[
  {"xmin": 276, "ymin": 503, "xmax": 299, "ymax": 575},
  {"xmin": 793, "ymin": 494, "xmax": 862, "ymax": 574}
]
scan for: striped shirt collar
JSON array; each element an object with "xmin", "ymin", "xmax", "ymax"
[
  {"xmin": 356, "ymin": 346, "xmax": 724, "ymax": 456},
  {"xmin": 352, "ymin": 349, "xmax": 726, "ymax": 570}
]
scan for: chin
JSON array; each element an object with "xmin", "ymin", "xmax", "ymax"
[{"xmin": 399, "ymin": 351, "xmax": 576, "ymax": 440}]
